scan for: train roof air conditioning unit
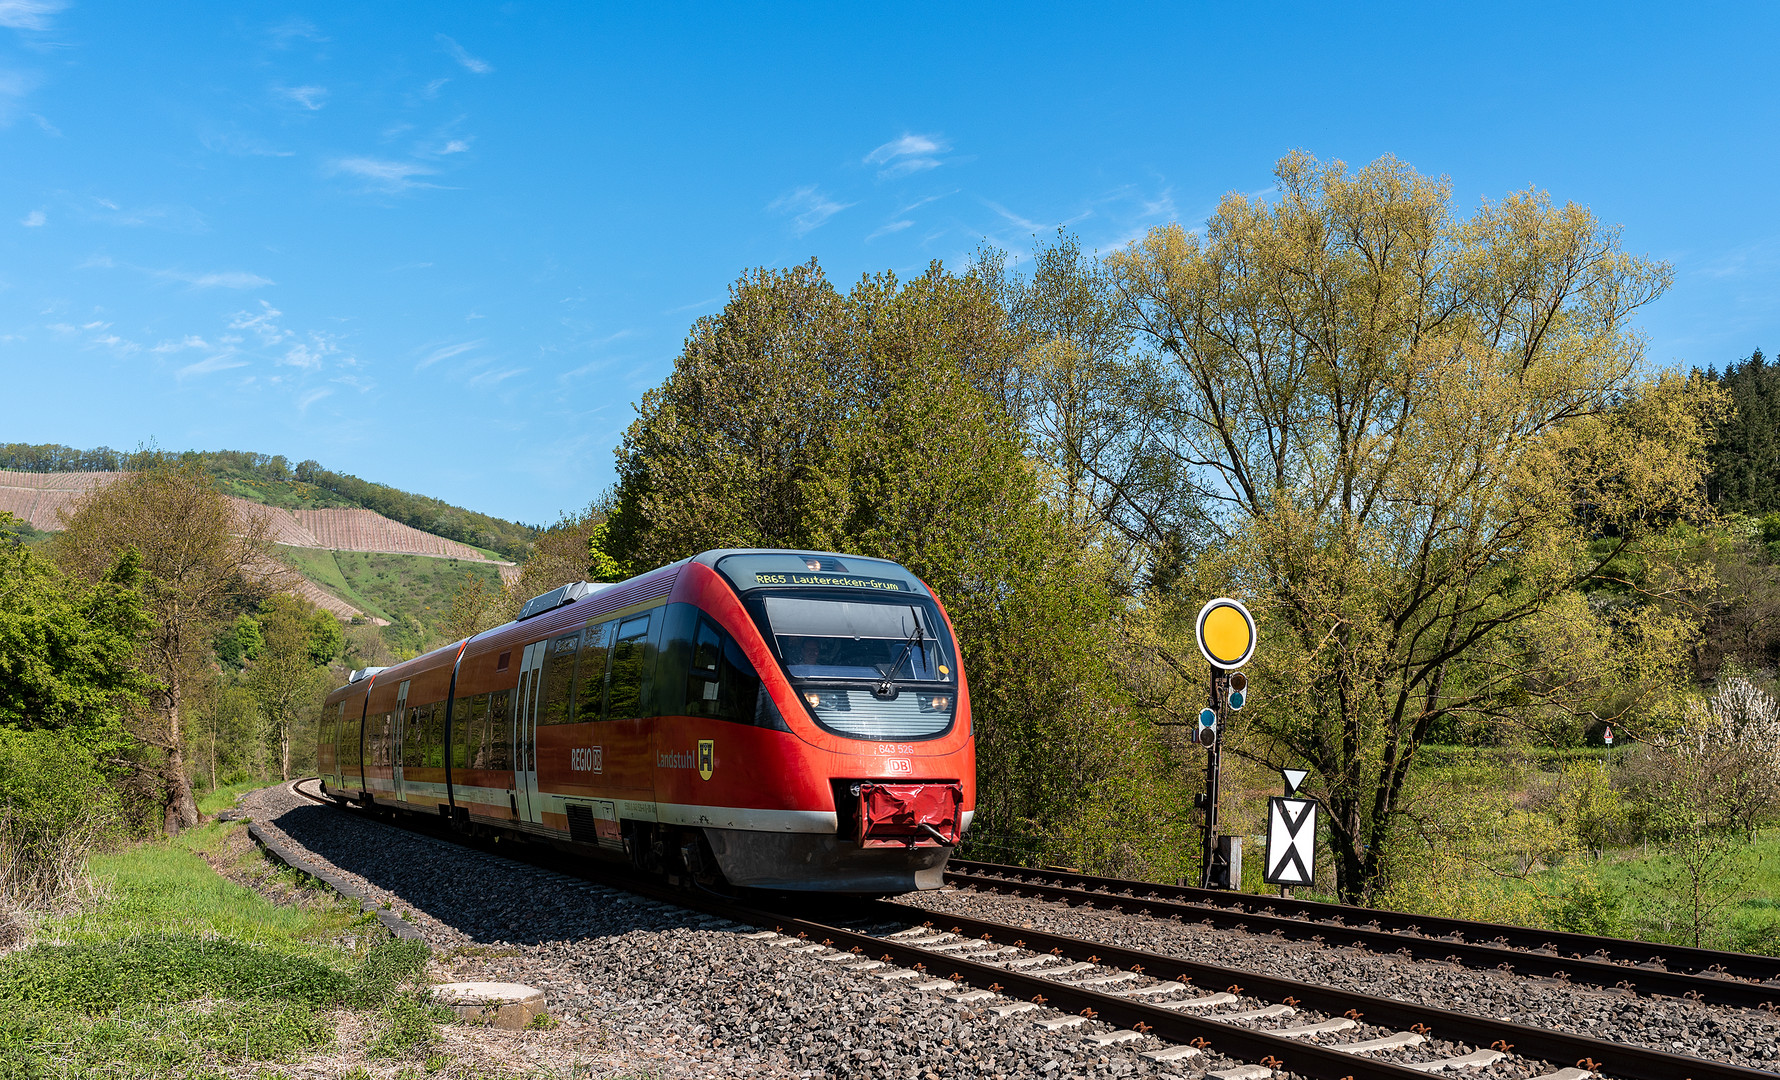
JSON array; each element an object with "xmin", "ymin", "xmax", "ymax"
[{"xmin": 517, "ymin": 580, "xmax": 611, "ymax": 621}]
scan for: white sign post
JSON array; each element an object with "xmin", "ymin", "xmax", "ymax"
[{"xmin": 1263, "ymin": 796, "xmax": 1318, "ymax": 891}]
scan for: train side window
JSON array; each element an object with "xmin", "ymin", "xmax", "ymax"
[
  {"xmin": 540, "ymin": 632, "xmax": 582, "ymax": 725},
  {"xmin": 687, "ymin": 618, "xmax": 722, "ymax": 716},
  {"xmin": 607, "ymin": 615, "xmax": 653, "ymax": 721},
  {"xmin": 379, "ymin": 711, "xmax": 396, "ymax": 766},
  {"xmin": 718, "ymin": 634, "xmax": 763, "ymax": 723},
  {"xmin": 401, "ymin": 703, "xmax": 425, "ymax": 768},
  {"xmin": 486, "ymin": 689, "xmax": 513, "ymax": 770},
  {"xmin": 451, "ymin": 694, "xmax": 470, "ymax": 769},
  {"xmin": 575, "ymin": 622, "xmax": 612, "ymax": 723}
]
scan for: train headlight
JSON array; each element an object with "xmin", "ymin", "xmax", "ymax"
[
  {"xmin": 804, "ymin": 692, "xmax": 822, "ymax": 708},
  {"xmin": 918, "ymin": 694, "xmax": 951, "ymax": 712}
]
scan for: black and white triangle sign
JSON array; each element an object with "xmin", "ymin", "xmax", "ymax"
[
  {"xmin": 1281, "ymin": 768, "xmax": 1308, "ymax": 794},
  {"xmin": 1263, "ymin": 796, "xmax": 1318, "ymax": 887}
]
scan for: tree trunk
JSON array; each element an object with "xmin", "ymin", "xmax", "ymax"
[
  {"xmin": 165, "ymin": 690, "xmax": 200, "ymax": 830},
  {"xmin": 279, "ymin": 718, "xmax": 291, "ymax": 782}
]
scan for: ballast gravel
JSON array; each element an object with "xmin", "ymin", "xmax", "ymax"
[
  {"xmin": 899, "ymin": 883, "xmax": 1778, "ymax": 1073},
  {"xmin": 241, "ymin": 784, "xmax": 1286, "ymax": 1079}
]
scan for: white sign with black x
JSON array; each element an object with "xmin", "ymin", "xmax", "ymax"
[{"xmin": 1263, "ymin": 796, "xmax": 1318, "ymax": 887}]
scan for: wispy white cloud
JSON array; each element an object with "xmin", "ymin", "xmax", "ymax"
[
  {"xmin": 865, "ymin": 133, "xmax": 950, "ymax": 179},
  {"xmin": 201, "ymin": 129, "xmax": 295, "ymax": 158},
  {"xmin": 280, "ymin": 341, "xmax": 334, "ymax": 369},
  {"xmin": 437, "ymin": 34, "xmax": 492, "ymax": 75},
  {"xmin": 274, "ymin": 84, "xmax": 328, "ymax": 110},
  {"xmin": 769, "ymin": 185, "xmax": 854, "ymax": 236},
  {"xmin": 439, "ymin": 138, "xmax": 471, "ymax": 154},
  {"xmin": 0, "ymin": 70, "xmax": 41, "ymax": 126},
  {"xmin": 0, "ymin": 1, "xmax": 65, "ymax": 31},
  {"xmin": 178, "ymin": 353, "xmax": 249, "ymax": 378},
  {"xmin": 267, "ymin": 17, "xmax": 325, "ymax": 45},
  {"xmin": 151, "ymin": 335, "xmax": 210, "ymax": 353},
  {"xmin": 296, "ymin": 387, "xmax": 333, "ymax": 411},
  {"xmin": 467, "ymin": 367, "xmax": 525, "ymax": 388},
  {"xmin": 415, "ymin": 338, "xmax": 482, "ymax": 370},
  {"xmin": 330, "ymin": 157, "xmax": 437, "ymax": 193},
  {"xmin": 82, "ymin": 196, "xmax": 206, "ymax": 231},
  {"xmin": 664, "ymin": 296, "xmax": 720, "ymax": 314},
  {"xmin": 867, "ymin": 219, "xmax": 914, "ymax": 242},
  {"xmin": 229, "ymin": 301, "xmax": 291, "ymax": 346},
  {"xmin": 20, "ymin": 209, "xmax": 43, "ymax": 226},
  {"xmin": 158, "ymin": 268, "xmax": 274, "ymax": 289},
  {"xmin": 983, "ymin": 200, "xmax": 1043, "ymax": 232},
  {"xmin": 30, "ymin": 113, "xmax": 57, "ymax": 136}
]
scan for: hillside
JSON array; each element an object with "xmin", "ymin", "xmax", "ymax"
[
  {"xmin": 0, "ymin": 464, "xmax": 524, "ymax": 639},
  {"xmin": 0, "ymin": 443, "xmax": 539, "ymax": 560}
]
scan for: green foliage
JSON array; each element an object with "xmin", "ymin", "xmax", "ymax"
[
  {"xmin": 608, "ymin": 258, "xmax": 1185, "ymax": 844},
  {"xmin": 0, "ymin": 821, "xmax": 440, "ymax": 1078},
  {"xmin": 0, "ymin": 515, "xmax": 153, "ymax": 749},
  {"xmin": 1702, "ymin": 348, "xmax": 1780, "ymax": 513},
  {"xmin": 1104, "ymin": 153, "xmax": 1717, "ymax": 902},
  {"xmin": 0, "ymin": 729, "xmax": 122, "ymax": 909},
  {"xmin": 0, "ymin": 935, "xmax": 346, "ymax": 1010},
  {"xmin": 212, "ymin": 613, "xmax": 263, "ymax": 668},
  {"xmin": 1540, "ymin": 878, "xmax": 1626, "ymax": 936},
  {"xmin": 0, "ymin": 999, "xmax": 333, "ymax": 1078}
]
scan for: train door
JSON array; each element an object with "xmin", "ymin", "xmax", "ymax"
[
  {"xmin": 393, "ymin": 680, "xmax": 410, "ymax": 802},
  {"xmin": 514, "ymin": 643, "xmax": 546, "ymax": 823}
]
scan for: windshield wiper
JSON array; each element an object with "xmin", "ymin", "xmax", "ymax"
[{"xmin": 875, "ymin": 613, "xmax": 925, "ymax": 698}]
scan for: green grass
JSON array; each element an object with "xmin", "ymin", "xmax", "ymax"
[
  {"xmin": 48, "ymin": 822, "xmax": 359, "ymax": 953},
  {"xmin": 196, "ymin": 779, "xmax": 271, "ymax": 816},
  {"xmin": 1543, "ymin": 830, "xmax": 1780, "ymax": 952},
  {"xmin": 0, "ymin": 822, "xmax": 443, "ymax": 1079},
  {"xmin": 280, "ymin": 547, "xmax": 504, "ymax": 645}
]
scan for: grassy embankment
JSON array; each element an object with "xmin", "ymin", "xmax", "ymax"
[
  {"xmin": 0, "ymin": 796, "xmax": 452, "ymax": 1079},
  {"xmin": 280, "ymin": 547, "xmax": 505, "ymax": 642},
  {"xmin": 1214, "ymin": 746, "xmax": 1780, "ymax": 954}
]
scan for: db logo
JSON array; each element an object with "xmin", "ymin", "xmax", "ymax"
[
  {"xmin": 570, "ymin": 747, "xmax": 602, "ymax": 773},
  {"xmin": 884, "ymin": 759, "xmax": 912, "ymax": 774}
]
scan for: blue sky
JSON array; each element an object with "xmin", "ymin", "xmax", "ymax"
[{"xmin": 3, "ymin": 3, "xmax": 1776, "ymax": 526}]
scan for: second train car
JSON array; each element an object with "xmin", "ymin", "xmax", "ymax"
[{"xmin": 317, "ymin": 549, "xmax": 975, "ymax": 893}]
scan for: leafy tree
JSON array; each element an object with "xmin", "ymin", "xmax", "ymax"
[
  {"xmin": 1102, "ymin": 152, "xmax": 1722, "ymax": 902},
  {"xmin": 213, "ymin": 612, "xmax": 264, "ymax": 669},
  {"xmin": 606, "ymin": 259, "xmax": 1184, "ymax": 850},
  {"xmin": 1702, "ymin": 349, "xmax": 1780, "ymax": 512},
  {"xmin": 54, "ymin": 457, "xmax": 284, "ymax": 832},
  {"xmin": 245, "ymin": 595, "xmax": 337, "ymax": 781},
  {"xmin": 445, "ymin": 569, "xmax": 503, "ymax": 643},
  {"xmin": 0, "ymin": 514, "xmax": 153, "ymax": 753}
]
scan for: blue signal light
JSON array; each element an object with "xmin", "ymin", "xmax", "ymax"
[
  {"xmin": 1198, "ymin": 708, "xmax": 1216, "ymax": 727},
  {"xmin": 1229, "ymin": 690, "xmax": 1245, "ymax": 710}
]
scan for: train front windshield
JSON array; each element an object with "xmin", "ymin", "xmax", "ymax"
[{"xmin": 718, "ymin": 553, "xmax": 959, "ymax": 740}]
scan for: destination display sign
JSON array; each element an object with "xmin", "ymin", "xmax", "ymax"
[{"xmin": 753, "ymin": 572, "xmax": 909, "ymax": 591}]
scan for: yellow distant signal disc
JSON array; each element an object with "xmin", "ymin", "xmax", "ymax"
[{"xmin": 1196, "ymin": 598, "xmax": 1256, "ymax": 669}]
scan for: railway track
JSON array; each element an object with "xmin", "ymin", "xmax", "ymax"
[
  {"xmin": 945, "ymin": 858, "xmax": 1780, "ymax": 1011},
  {"xmin": 282, "ymin": 781, "xmax": 1772, "ymax": 1080}
]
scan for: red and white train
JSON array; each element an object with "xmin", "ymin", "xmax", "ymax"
[{"xmin": 318, "ymin": 549, "xmax": 975, "ymax": 893}]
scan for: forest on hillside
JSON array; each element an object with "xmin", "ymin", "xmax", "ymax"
[{"xmin": 6, "ymin": 154, "xmax": 1780, "ymax": 953}]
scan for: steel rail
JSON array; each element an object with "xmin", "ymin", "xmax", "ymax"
[
  {"xmin": 947, "ymin": 862, "xmax": 1780, "ymax": 1010},
  {"xmin": 950, "ymin": 858, "xmax": 1780, "ymax": 983},
  {"xmin": 867, "ymin": 899, "xmax": 1776, "ymax": 1080},
  {"xmin": 284, "ymin": 785, "xmax": 1776, "ymax": 1080}
]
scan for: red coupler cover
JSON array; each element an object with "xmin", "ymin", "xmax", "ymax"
[{"xmin": 857, "ymin": 782, "xmax": 962, "ymax": 848}]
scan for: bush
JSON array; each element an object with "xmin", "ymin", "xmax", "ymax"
[{"xmin": 0, "ymin": 730, "xmax": 121, "ymax": 912}]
